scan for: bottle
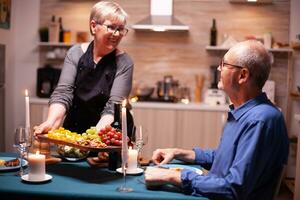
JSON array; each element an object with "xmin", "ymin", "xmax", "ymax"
[
  {"xmin": 210, "ymin": 18, "xmax": 217, "ymax": 46},
  {"xmin": 111, "ymin": 103, "xmax": 122, "ymax": 130},
  {"xmin": 263, "ymin": 32, "xmax": 272, "ymax": 49},
  {"xmin": 58, "ymin": 17, "xmax": 64, "ymax": 43},
  {"xmin": 48, "ymin": 15, "xmax": 59, "ymax": 43}
]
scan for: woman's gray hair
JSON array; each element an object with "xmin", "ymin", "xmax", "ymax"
[
  {"xmin": 89, "ymin": 1, "xmax": 128, "ymax": 35},
  {"xmin": 231, "ymin": 40, "xmax": 271, "ymax": 89}
]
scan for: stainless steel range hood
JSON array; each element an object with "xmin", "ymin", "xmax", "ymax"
[{"xmin": 131, "ymin": 0, "xmax": 189, "ymax": 32}]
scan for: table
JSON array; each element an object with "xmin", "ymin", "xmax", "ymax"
[{"xmin": 0, "ymin": 152, "xmax": 208, "ymax": 200}]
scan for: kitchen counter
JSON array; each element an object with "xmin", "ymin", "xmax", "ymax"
[
  {"xmin": 30, "ymin": 97, "xmax": 229, "ymax": 112},
  {"xmin": 132, "ymin": 102, "xmax": 228, "ymax": 112}
]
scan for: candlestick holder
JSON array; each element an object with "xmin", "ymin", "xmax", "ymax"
[{"xmin": 116, "ymin": 164, "xmax": 133, "ymax": 192}]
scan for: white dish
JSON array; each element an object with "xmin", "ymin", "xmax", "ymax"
[
  {"xmin": 116, "ymin": 167, "xmax": 144, "ymax": 175},
  {"xmin": 63, "ymin": 157, "xmax": 87, "ymax": 161},
  {"xmin": 21, "ymin": 174, "xmax": 52, "ymax": 183},
  {"xmin": 154, "ymin": 164, "xmax": 203, "ymax": 175},
  {"xmin": 0, "ymin": 157, "xmax": 28, "ymax": 171}
]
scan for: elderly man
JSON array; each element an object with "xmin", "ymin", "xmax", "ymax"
[{"xmin": 144, "ymin": 40, "xmax": 289, "ymax": 200}]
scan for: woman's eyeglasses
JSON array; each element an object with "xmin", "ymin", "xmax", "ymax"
[
  {"xmin": 100, "ymin": 23, "xmax": 128, "ymax": 36},
  {"xmin": 219, "ymin": 59, "xmax": 243, "ymax": 70}
]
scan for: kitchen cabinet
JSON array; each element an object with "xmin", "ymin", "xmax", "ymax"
[{"xmin": 132, "ymin": 102, "xmax": 227, "ymax": 159}]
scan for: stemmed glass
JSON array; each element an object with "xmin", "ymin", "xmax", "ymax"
[
  {"xmin": 131, "ymin": 125, "xmax": 148, "ymax": 167},
  {"xmin": 13, "ymin": 127, "xmax": 32, "ymax": 176}
]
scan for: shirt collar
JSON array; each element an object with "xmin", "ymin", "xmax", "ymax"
[{"xmin": 228, "ymin": 92, "xmax": 270, "ymax": 121}]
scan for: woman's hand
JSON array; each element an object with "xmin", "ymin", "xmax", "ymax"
[
  {"xmin": 144, "ymin": 167, "xmax": 181, "ymax": 188},
  {"xmin": 33, "ymin": 103, "xmax": 66, "ymax": 136},
  {"xmin": 33, "ymin": 120, "xmax": 58, "ymax": 135}
]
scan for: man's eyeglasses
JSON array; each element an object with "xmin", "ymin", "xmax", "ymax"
[
  {"xmin": 219, "ymin": 59, "xmax": 244, "ymax": 70},
  {"xmin": 100, "ymin": 23, "xmax": 128, "ymax": 36}
]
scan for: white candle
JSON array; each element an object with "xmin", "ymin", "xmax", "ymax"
[
  {"xmin": 28, "ymin": 151, "xmax": 45, "ymax": 181},
  {"xmin": 25, "ymin": 89, "xmax": 30, "ymax": 129},
  {"xmin": 121, "ymin": 100, "xmax": 128, "ymax": 168},
  {"xmin": 127, "ymin": 146, "xmax": 138, "ymax": 171}
]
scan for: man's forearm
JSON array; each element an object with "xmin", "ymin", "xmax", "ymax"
[{"xmin": 174, "ymin": 149, "xmax": 196, "ymax": 163}]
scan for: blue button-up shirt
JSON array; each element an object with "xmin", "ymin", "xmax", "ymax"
[{"xmin": 181, "ymin": 93, "xmax": 289, "ymax": 200}]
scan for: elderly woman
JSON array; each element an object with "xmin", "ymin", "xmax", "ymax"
[{"xmin": 34, "ymin": 1, "xmax": 133, "ymax": 134}]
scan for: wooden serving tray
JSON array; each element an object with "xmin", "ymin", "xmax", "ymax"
[{"xmin": 37, "ymin": 135, "xmax": 121, "ymax": 152}]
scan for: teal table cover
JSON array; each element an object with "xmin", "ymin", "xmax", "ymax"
[{"xmin": 0, "ymin": 152, "xmax": 209, "ymax": 200}]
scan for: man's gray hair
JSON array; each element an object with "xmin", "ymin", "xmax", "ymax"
[{"xmin": 231, "ymin": 40, "xmax": 271, "ymax": 89}]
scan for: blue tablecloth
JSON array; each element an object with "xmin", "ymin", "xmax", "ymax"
[{"xmin": 0, "ymin": 152, "xmax": 208, "ymax": 200}]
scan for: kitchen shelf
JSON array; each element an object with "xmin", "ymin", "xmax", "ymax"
[
  {"xmin": 291, "ymin": 41, "xmax": 300, "ymax": 50},
  {"xmin": 39, "ymin": 42, "xmax": 74, "ymax": 47},
  {"xmin": 205, "ymin": 46, "xmax": 293, "ymax": 53},
  {"xmin": 290, "ymin": 91, "xmax": 300, "ymax": 99}
]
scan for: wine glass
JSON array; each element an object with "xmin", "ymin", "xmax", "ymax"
[
  {"xmin": 13, "ymin": 127, "xmax": 32, "ymax": 176},
  {"xmin": 131, "ymin": 125, "xmax": 148, "ymax": 167}
]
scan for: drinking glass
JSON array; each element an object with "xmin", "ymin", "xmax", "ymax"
[
  {"xmin": 13, "ymin": 127, "xmax": 32, "ymax": 176},
  {"xmin": 131, "ymin": 125, "xmax": 148, "ymax": 167}
]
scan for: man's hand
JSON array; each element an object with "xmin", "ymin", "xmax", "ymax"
[
  {"xmin": 152, "ymin": 148, "xmax": 178, "ymax": 165},
  {"xmin": 152, "ymin": 148, "xmax": 196, "ymax": 165},
  {"xmin": 144, "ymin": 167, "xmax": 182, "ymax": 188}
]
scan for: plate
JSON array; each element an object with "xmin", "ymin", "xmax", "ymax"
[
  {"xmin": 157, "ymin": 164, "xmax": 203, "ymax": 175},
  {"xmin": 116, "ymin": 167, "xmax": 144, "ymax": 175},
  {"xmin": 57, "ymin": 145, "xmax": 89, "ymax": 161},
  {"xmin": 37, "ymin": 134, "xmax": 121, "ymax": 152},
  {"xmin": 21, "ymin": 174, "xmax": 52, "ymax": 183},
  {"xmin": 63, "ymin": 157, "xmax": 87, "ymax": 162},
  {"xmin": 0, "ymin": 157, "xmax": 28, "ymax": 171}
]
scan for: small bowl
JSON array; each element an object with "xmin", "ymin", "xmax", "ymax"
[
  {"xmin": 57, "ymin": 145, "xmax": 89, "ymax": 161},
  {"xmin": 136, "ymin": 87, "xmax": 155, "ymax": 100}
]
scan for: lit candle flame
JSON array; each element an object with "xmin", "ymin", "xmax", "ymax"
[
  {"xmin": 36, "ymin": 150, "xmax": 40, "ymax": 155},
  {"xmin": 122, "ymin": 99, "xmax": 127, "ymax": 107},
  {"xmin": 129, "ymin": 146, "xmax": 132, "ymax": 150},
  {"xmin": 25, "ymin": 89, "xmax": 28, "ymax": 97}
]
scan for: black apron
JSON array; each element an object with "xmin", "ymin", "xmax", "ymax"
[{"xmin": 63, "ymin": 42, "xmax": 117, "ymax": 134}]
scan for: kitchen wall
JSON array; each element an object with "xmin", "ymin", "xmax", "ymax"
[{"xmin": 39, "ymin": 0, "xmax": 290, "ymax": 116}]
